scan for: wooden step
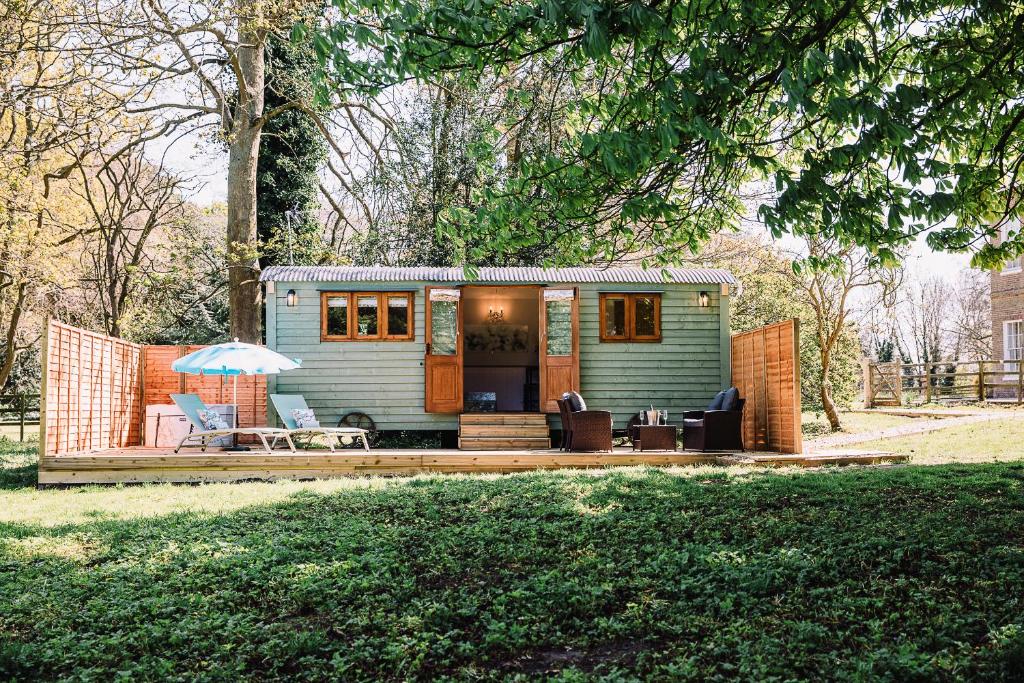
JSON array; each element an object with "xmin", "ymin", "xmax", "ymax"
[
  {"xmin": 459, "ymin": 424, "xmax": 551, "ymax": 438},
  {"xmin": 459, "ymin": 413, "xmax": 547, "ymax": 426},
  {"xmin": 458, "ymin": 437, "xmax": 552, "ymax": 450}
]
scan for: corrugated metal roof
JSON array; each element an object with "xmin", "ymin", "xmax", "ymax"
[{"xmin": 260, "ymin": 265, "xmax": 736, "ymax": 285}]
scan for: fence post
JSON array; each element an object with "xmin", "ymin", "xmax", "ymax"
[
  {"xmin": 18, "ymin": 395, "xmax": 25, "ymax": 442},
  {"xmin": 894, "ymin": 362, "xmax": 903, "ymax": 406},
  {"xmin": 862, "ymin": 360, "xmax": 874, "ymax": 408},
  {"xmin": 978, "ymin": 362, "xmax": 986, "ymax": 402},
  {"xmin": 38, "ymin": 319, "xmax": 50, "ymax": 460},
  {"xmin": 924, "ymin": 363, "xmax": 932, "ymax": 404},
  {"xmin": 1018, "ymin": 362, "xmax": 1022, "ymax": 405}
]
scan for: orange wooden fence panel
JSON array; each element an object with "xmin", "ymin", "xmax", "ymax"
[
  {"xmin": 41, "ymin": 321, "xmax": 143, "ymax": 456},
  {"xmin": 42, "ymin": 321, "xmax": 269, "ymax": 456},
  {"xmin": 142, "ymin": 345, "xmax": 266, "ymax": 430},
  {"xmin": 731, "ymin": 319, "xmax": 802, "ymax": 454}
]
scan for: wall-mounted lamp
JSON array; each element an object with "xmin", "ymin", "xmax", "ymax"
[
  {"xmin": 286, "ymin": 289, "xmax": 298, "ymax": 307},
  {"xmin": 698, "ymin": 291, "xmax": 710, "ymax": 308}
]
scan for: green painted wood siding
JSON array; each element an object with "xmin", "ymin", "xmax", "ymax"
[
  {"xmin": 266, "ymin": 281, "xmax": 728, "ymax": 430},
  {"xmin": 576, "ymin": 283, "xmax": 724, "ymax": 426}
]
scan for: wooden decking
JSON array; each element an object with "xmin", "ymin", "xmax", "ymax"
[{"xmin": 37, "ymin": 446, "xmax": 909, "ymax": 485}]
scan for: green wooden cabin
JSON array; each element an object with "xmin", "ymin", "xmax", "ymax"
[{"xmin": 261, "ymin": 266, "xmax": 734, "ymax": 443}]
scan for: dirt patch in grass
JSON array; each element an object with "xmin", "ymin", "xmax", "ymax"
[{"xmin": 506, "ymin": 638, "xmax": 650, "ymax": 675}]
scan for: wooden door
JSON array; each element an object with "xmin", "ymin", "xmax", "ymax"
[
  {"xmin": 425, "ymin": 287, "xmax": 463, "ymax": 413},
  {"xmin": 538, "ymin": 287, "xmax": 580, "ymax": 413}
]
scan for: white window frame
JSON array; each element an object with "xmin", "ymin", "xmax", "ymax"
[
  {"xmin": 1004, "ymin": 320, "xmax": 1024, "ymax": 377},
  {"xmin": 1001, "ymin": 222, "xmax": 1021, "ymax": 274}
]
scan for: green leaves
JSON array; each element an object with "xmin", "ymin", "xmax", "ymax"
[{"xmin": 307, "ymin": 0, "xmax": 1024, "ymax": 267}]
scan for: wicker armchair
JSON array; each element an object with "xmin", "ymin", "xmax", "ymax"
[
  {"xmin": 556, "ymin": 398, "xmax": 574, "ymax": 451},
  {"xmin": 682, "ymin": 389, "xmax": 745, "ymax": 452},
  {"xmin": 558, "ymin": 392, "xmax": 613, "ymax": 452}
]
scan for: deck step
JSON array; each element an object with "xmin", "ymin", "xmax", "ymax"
[
  {"xmin": 458, "ymin": 437, "xmax": 552, "ymax": 450},
  {"xmin": 458, "ymin": 413, "xmax": 551, "ymax": 450},
  {"xmin": 459, "ymin": 413, "xmax": 547, "ymax": 426},
  {"xmin": 459, "ymin": 424, "xmax": 551, "ymax": 438}
]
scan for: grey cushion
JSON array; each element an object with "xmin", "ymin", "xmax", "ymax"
[
  {"xmin": 563, "ymin": 391, "xmax": 587, "ymax": 412},
  {"xmin": 197, "ymin": 409, "xmax": 229, "ymax": 431},
  {"xmin": 708, "ymin": 390, "xmax": 727, "ymax": 411},
  {"xmin": 683, "ymin": 418, "xmax": 704, "ymax": 429},
  {"xmin": 721, "ymin": 387, "xmax": 740, "ymax": 412}
]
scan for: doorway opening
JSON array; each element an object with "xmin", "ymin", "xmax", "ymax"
[{"xmin": 462, "ymin": 286, "xmax": 540, "ymax": 412}]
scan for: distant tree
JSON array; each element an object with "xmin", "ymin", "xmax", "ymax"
[
  {"xmin": 899, "ymin": 277, "xmax": 951, "ymax": 369},
  {"xmin": 0, "ymin": 0, "xmax": 123, "ymax": 390},
  {"xmin": 949, "ymin": 270, "xmax": 992, "ymax": 362},
  {"xmin": 875, "ymin": 338, "xmax": 896, "ymax": 364},
  {"xmin": 722, "ymin": 236, "xmax": 864, "ymax": 421},
  {"xmin": 790, "ymin": 236, "xmax": 901, "ymax": 430},
  {"xmin": 257, "ymin": 36, "xmax": 328, "ymax": 267},
  {"xmin": 73, "ymin": 0, "xmax": 396, "ymax": 342},
  {"xmin": 129, "ymin": 205, "xmax": 230, "ymax": 345},
  {"xmin": 68, "ymin": 147, "xmax": 190, "ymax": 338},
  {"xmin": 335, "ymin": 69, "xmax": 585, "ymax": 267}
]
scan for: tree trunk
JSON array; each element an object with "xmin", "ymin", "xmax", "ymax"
[
  {"xmin": 226, "ymin": 21, "xmax": 266, "ymax": 343},
  {"xmin": 819, "ymin": 354, "xmax": 842, "ymax": 431},
  {"xmin": 227, "ymin": 125, "xmax": 262, "ymax": 343},
  {"xmin": 0, "ymin": 282, "xmax": 27, "ymax": 391}
]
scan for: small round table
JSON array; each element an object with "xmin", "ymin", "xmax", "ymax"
[{"xmin": 632, "ymin": 425, "xmax": 678, "ymax": 452}]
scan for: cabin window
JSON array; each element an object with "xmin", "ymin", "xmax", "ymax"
[
  {"xmin": 323, "ymin": 294, "xmax": 349, "ymax": 339},
  {"xmin": 599, "ymin": 293, "xmax": 662, "ymax": 342},
  {"xmin": 385, "ymin": 293, "xmax": 412, "ymax": 339},
  {"xmin": 320, "ymin": 292, "xmax": 414, "ymax": 341},
  {"xmin": 544, "ymin": 291, "xmax": 575, "ymax": 356},
  {"xmin": 428, "ymin": 290, "xmax": 459, "ymax": 355},
  {"xmin": 355, "ymin": 294, "xmax": 379, "ymax": 338}
]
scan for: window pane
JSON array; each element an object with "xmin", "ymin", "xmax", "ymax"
[
  {"xmin": 1009, "ymin": 322, "xmax": 1023, "ymax": 359},
  {"xmin": 634, "ymin": 296, "xmax": 657, "ymax": 337},
  {"xmin": 546, "ymin": 300, "xmax": 572, "ymax": 355},
  {"xmin": 325, "ymin": 296, "xmax": 348, "ymax": 336},
  {"xmin": 430, "ymin": 300, "xmax": 458, "ymax": 355},
  {"xmin": 1003, "ymin": 223, "xmax": 1021, "ymax": 271},
  {"xmin": 603, "ymin": 297, "xmax": 626, "ymax": 337},
  {"xmin": 387, "ymin": 296, "xmax": 410, "ymax": 337},
  {"xmin": 356, "ymin": 295, "xmax": 379, "ymax": 336}
]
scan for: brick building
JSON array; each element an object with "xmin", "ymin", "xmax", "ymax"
[{"xmin": 992, "ymin": 222, "xmax": 1024, "ymax": 366}]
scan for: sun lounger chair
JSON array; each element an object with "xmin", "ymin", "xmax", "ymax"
[
  {"xmin": 171, "ymin": 393, "xmax": 296, "ymax": 454},
  {"xmin": 270, "ymin": 394, "xmax": 370, "ymax": 452}
]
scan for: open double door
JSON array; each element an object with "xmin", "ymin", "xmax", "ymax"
[{"xmin": 424, "ymin": 286, "xmax": 580, "ymax": 413}]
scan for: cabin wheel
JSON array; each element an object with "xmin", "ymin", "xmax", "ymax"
[{"xmin": 338, "ymin": 412, "xmax": 377, "ymax": 447}]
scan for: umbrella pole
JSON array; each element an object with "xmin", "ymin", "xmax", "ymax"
[
  {"xmin": 232, "ymin": 375, "xmax": 239, "ymax": 449},
  {"xmin": 222, "ymin": 374, "xmax": 250, "ymax": 451}
]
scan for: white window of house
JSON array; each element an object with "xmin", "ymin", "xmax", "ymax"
[
  {"xmin": 1001, "ymin": 222, "xmax": 1021, "ymax": 273},
  {"xmin": 1004, "ymin": 320, "xmax": 1024, "ymax": 373}
]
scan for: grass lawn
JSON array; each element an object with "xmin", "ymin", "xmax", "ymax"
[
  {"xmin": 859, "ymin": 416, "xmax": 1024, "ymax": 465},
  {"xmin": 801, "ymin": 410, "xmax": 924, "ymax": 438},
  {"xmin": 0, "ymin": 424, "xmax": 37, "ymax": 441},
  {"xmin": 2, "ymin": 440, "xmax": 1024, "ymax": 680},
  {"xmin": 802, "ymin": 404, "xmax": 1024, "ymax": 440}
]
